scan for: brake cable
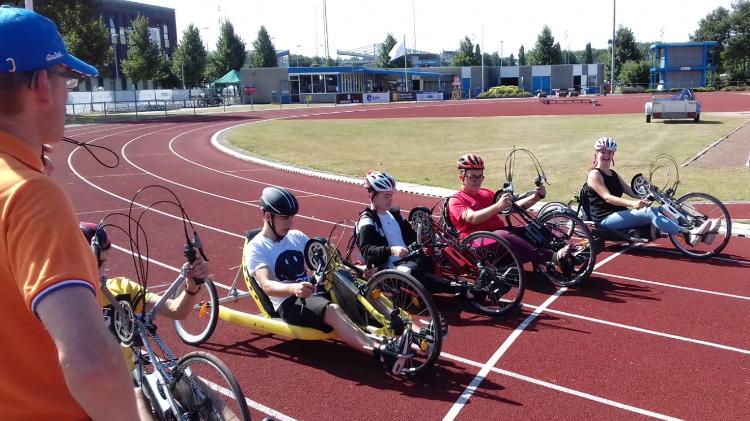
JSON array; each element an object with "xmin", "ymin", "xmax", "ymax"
[
  {"xmin": 62, "ymin": 136, "xmax": 120, "ymax": 168},
  {"xmin": 503, "ymin": 146, "xmax": 550, "ymax": 194}
]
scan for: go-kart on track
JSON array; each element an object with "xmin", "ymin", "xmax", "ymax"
[{"xmin": 59, "ymin": 94, "xmax": 750, "ymax": 421}]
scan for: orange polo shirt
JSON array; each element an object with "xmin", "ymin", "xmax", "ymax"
[{"xmin": 0, "ymin": 131, "xmax": 99, "ymax": 420}]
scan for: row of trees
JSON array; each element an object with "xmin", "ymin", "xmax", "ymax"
[{"xmin": 692, "ymin": 0, "xmax": 750, "ymax": 82}]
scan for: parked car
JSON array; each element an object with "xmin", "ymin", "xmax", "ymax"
[{"xmin": 645, "ymin": 88, "xmax": 701, "ymax": 123}]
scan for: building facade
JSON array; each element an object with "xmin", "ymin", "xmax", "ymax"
[
  {"xmin": 649, "ymin": 41, "xmax": 718, "ymax": 89},
  {"xmin": 95, "ymin": 0, "xmax": 177, "ymax": 90}
]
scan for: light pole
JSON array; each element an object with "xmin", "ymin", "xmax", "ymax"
[
  {"xmin": 296, "ymin": 44, "xmax": 301, "ymax": 67},
  {"xmin": 611, "ymin": 0, "xmax": 616, "ymax": 92},
  {"xmin": 201, "ymin": 26, "xmax": 210, "ymax": 52},
  {"xmin": 481, "ymin": 24, "xmax": 484, "ymax": 94}
]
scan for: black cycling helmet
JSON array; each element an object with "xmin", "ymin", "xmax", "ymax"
[
  {"xmin": 80, "ymin": 222, "xmax": 111, "ymax": 250},
  {"xmin": 260, "ymin": 187, "xmax": 299, "ymax": 216}
]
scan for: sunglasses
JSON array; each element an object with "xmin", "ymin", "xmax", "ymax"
[
  {"xmin": 28, "ymin": 66, "xmax": 81, "ymax": 90},
  {"xmin": 465, "ymin": 174, "xmax": 485, "ymax": 181}
]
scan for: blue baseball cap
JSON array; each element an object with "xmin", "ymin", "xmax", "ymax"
[{"xmin": 0, "ymin": 5, "xmax": 98, "ymax": 76}]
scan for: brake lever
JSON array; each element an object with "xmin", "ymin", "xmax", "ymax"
[{"xmin": 184, "ymin": 231, "xmax": 209, "ymax": 286}]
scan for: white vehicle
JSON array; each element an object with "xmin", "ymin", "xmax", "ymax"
[{"xmin": 645, "ymin": 88, "xmax": 701, "ymax": 123}]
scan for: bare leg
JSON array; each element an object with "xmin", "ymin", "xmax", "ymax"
[
  {"xmin": 323, "ymin": 304, "xmax": 373, "ymax": 352},
  {"xmin": 134, "ymin": 387, "xmax": 155, "ymax": 421}
]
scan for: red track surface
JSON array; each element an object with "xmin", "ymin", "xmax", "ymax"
[{"xmin": 58, "ymin": 96, "xmax": 750, "ymax": 420}]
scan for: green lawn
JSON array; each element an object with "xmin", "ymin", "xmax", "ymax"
[{"xmin": 225, "ymin": 114, "xmax": 750, "ymax": 202}]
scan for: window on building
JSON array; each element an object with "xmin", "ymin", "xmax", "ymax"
[
  {"xmin": 119, "ymin": 27, "xmax": 126, "ymax": 45},
  {"xmin": 299, "ymin": 75, "xmax": 312, "ymax": 93},
  {"xmin": 325, "ymin": 75, "xmax": 337, "ymax": 93},
  {"xmin": 312, "ymin": 74, "xmax": 324, "ymax": 93},
  {"xmin": 163, "ymin": 24, "xmax": 170, "ymax": 48}
]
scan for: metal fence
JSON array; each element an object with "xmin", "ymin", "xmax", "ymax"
[{"xmin": 66, "ymin": 88, "xmax": 241, "ymax": 117}]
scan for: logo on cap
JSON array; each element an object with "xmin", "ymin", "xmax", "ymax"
[{"xmin": 46, "ymin": 51, "xmax": 63, "ymax": 61}]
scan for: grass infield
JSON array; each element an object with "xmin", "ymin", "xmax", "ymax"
[{"xmin": 225, "ymin": 114, "xmax": 750, "ymax": 202}]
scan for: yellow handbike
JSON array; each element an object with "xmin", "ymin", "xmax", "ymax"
[{"xmin": 174, "ymin": 228, "xmax": 444, "ymax": 377}]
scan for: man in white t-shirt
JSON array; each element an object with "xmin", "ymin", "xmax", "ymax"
[{"xmin": 244, "ymin": 187, "xmax": 412, "ymax": 374}]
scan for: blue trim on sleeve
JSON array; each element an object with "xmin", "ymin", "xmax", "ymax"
[{"xmin": 31, "ymin": 280, "xmax": 96, "ymax": 317}]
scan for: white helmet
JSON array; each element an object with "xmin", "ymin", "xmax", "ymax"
[
  {"xmin": 364, "ymin": 171, "xmax": 396, "ymax": 192},
  {"xmin": 594, "ymin": 137, "xmax": 618, "ymax": 152}
]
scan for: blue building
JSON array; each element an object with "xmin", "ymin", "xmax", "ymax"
[{"xmin": 649, "ymin": 41, "xmax": 718, "ymax": 89}]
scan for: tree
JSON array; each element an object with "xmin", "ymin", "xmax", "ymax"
[
  {"xmin": 452, "ymin": 36, "xmax": 479, "ymax": 66},
  {"xmin": 607, "ymin": 25, "xmax": 641, "ymax": 80},
  {"xmin": 508, "ymin": 53, "xmax": 516, "ymax": 66},
  {"xmin": 11, "ymin": 0, "xmax": 112, "ymax": 77},
  {"xmin": 527, "ymin": 26, "xmax": 561, "ymax": 65},
  {"xmin": 172, "ymin": 24, "xmax": 207, "ymax": 88},
  {"xmin": 248, "ymin": 25, "xmax": 274, "ymax": 69},
  {"xmin": 584, "ymin": 43, "xmax": 593, "ymax": 64},
  {"xmin": 618, "ymin": 60, "xmax": 650, "ymax": 86},
  {"xmin": 725, "ymin": 1, "xmax": 750, "ymax": 79},
  {"xmin": 518, "ymin": 45, "xmax": 526, "ymax": 66},
  {"xmin": 120, "ymin": 16, "xmax": 160, "ymax": 89},
  {"xmin": 474, "ymin": 44, "xmax": 482, "ymax": 65},
  {"xmin": 376, "ymin": 33, "xmax": 397, "ymax": 68},
  {"xmin": 324, "ymin": 56, "xmax": 336, "ymax": 66},
  {"xmin": 691, "ymin": 7, "xmax": 731, "ymax": 69},
  {"xmin": 154, "ymin": 58, "xmax": 180, "ymax": 89},
  {"xmin": 210, "ymin": 20, "xmax": 247, "ymax": 78}
]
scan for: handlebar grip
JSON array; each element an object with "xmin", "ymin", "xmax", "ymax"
[{"xmin": 183, "ymin": 243, "xmax": 206, "ymax": 286}]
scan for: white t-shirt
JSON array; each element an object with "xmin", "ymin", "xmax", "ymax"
[
  {"xmin": 356, "ymin": 211, "xmax": 406, "ymax": 268},
  {"xmin": 244, "ymin": 230, "xmax": 311, "ymax": 310}
]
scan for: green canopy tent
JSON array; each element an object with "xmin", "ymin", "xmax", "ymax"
[{"xmin": 212, "ymin": 70, "xmax": 242, "ymax": 103}]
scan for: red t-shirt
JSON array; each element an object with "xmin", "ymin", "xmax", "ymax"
[{"xmin": 448, "ymin": 188, "xmax": 505, "ymax": 238}]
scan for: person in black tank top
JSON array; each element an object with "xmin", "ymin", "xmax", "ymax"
[{"xmin": 585, "ymin": 137, "xmax": 715, "ymax": 246}]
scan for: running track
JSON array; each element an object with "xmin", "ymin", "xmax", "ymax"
[{"xmin": 57, "ymin": 94, "xmax": 750, "ymax": 420}]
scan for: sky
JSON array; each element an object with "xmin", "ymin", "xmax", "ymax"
[{"xmin": 136, "ymin": 0, "xmax": 735, "ymax": 58}]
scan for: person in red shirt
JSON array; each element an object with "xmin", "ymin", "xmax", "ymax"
[{"xmin": 447, "ymin": 153, "xmax": 570, "ymax": 267}]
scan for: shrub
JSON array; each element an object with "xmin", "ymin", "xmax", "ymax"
[{"xmin": 478, "ymin": 85, "xmax": 531, "ymax": 99}]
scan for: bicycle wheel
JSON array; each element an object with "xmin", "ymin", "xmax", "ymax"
[
  {"xmin": 173, "ymin": 279, "xmax": 220, "ymax": 346},
  {"xmin": 668, "ymin": 192, "xmax": 732, "ymax": 258},
  {"xmin": 534, "ymin": 211, "xmax": 596, "ymax": 287},
  {"xmin": 171, "ymin": 351, "xmax": 250, "ymax": 421},
  {"xmin": 537, "ymin": 201, "xmax": 569, "ymax": 219},
  {"xmin": 364, "ymin": 269, "xmax": 442, "ymax": 377},
  {"xmin": 408, "ymin": 206, "xmax": 435, "ymax": 243},
  {"xmin": 461, "ymin": 232, "xmax": 525, "ymax": 316}
]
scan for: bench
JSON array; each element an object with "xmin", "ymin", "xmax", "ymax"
[{"xmin": 540, "ymin": 97, "xmax": 598, "ymax": 106}]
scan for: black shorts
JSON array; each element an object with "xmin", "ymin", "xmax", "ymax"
[{"xmin": 277, "ymin": 293, "xmax": 334, "ymax": 333}]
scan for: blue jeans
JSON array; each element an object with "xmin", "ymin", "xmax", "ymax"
[{"xmin": 599, "ymin": 207, "xmax": 682, "ymax": 235}]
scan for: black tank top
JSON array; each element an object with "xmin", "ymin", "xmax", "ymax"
[{"xmin": 587, "ymin": 169, "xmax": 628, "ymax": 222}]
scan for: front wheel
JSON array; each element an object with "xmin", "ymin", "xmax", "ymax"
[
  {"xmin": 534, "ymin": 212, "xmax": 596, "ymax": 287},
  {"xmin": 171, "ymin": 351, "xmax": 251, "ymax": 420},
  {"xmin": 364, "ymin": 269, "xmax": 442, "ymax": 377},
  {"xmin": 461, "ymin": 231, "xmax": 525, "ymax": 316},
  {"xmin": 668, "ymin": 192, "xmax": 731, "ymax": 258},
  {"xmin": 173, "ymin": 279, "xmax": 219, "ymax": 346}
]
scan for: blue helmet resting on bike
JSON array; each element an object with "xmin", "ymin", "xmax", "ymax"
[
  {"xmin": 80, "ymin": 222, "xmax": 110, "ymax": 268},
  {"xmin": 260, "ymin": 187, "xmax": 299, "ymax": 240}
]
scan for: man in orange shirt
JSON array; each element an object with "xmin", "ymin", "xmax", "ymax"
[{"xmin": 0, "ymin": 6, "xmax": 140, "ymax": 420}]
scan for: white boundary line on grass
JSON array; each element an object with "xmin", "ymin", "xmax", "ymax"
[{"xmin": 442, "ymin": 247, "xmax": 634, "ymax": 421}]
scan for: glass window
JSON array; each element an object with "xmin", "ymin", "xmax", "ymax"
[
  {"xmin": 325, "ymin": 75, "xmax": 337, "ymax": 93},
  {"xmin": 163, "ymin": 24, "xmax": 170, "ymax": 48},
  {"xmin": 299, "ymin": 75, "xmax": 312, "ymax": 93},
  {"xmin": 312, "ymin": 74, "xmax": 324, "ymax": 93},
  {"xmin": 119, "ymin": 27, "xmax": 126, "ymax": 44}
]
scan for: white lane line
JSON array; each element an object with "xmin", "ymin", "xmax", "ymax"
[
  {"xmin": 594, "ymin": 271, "xmax": 750, "ymax": 301},
  {"xmin": 441, "ymin": 352, "xmax": 683, "ymax": 421},
  {"xmin": 117, "ymin": 124, "xmax": 356, "ymax": 228},
  {"xmin": 520, "ymin": 303, "xmax": 750, "ymax": 356},
  {"xmin": 630, "ymin": 246, "xmax": 750, "ymax": 265},
  {"xmin": 76, "ymin": 207, "xmax": 131, "ymax": 216},
  {"xmin": 443, "ymin": 246, "xmax": 635, "ymax": 421},
  {"xmin": 68, "ymin": 124, "xmax": 246, "ymax": 240},
  {"xmin": 167, "ymin": 123, "xmax": 372, "ymax": 207},
  {"xmin": 83, "ymin": 172, "xmax": 147, "ymax": 178},
  {"xmin": 204, "ymin": 377, "xmax": 299, "ymax": 421}
]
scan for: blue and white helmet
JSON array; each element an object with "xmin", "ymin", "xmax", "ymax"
[
  {"xmin": 594, "ymin": 137, "xmax": 618, "ymax": 152},
  {"xmin": 364, "ymin": 171, "xmax": 396, "ymax": 192}
]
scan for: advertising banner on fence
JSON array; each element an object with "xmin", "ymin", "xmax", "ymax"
[
  {"xmin": 392, "ymin": 91, "xmax": 416, "ymax": 102},
  {"xmin": 336, "ymin": 93, "xmax": 363, "ymax": 104},
  {"xmin": 416, "ymin": 92, "xmax": 444, "ymax": 102},
  {"xmin": 363, "ymin": 92, "xmax": 390, "ymax": 104}
]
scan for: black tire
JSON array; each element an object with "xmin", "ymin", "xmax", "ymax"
[
  {"xmin": 173, "ymin": 279, "xmax": 219, "ymax": 346},
  {"xmin": 364, "ymin": 269, "xmax": 442, "ymax": 377},
  {"xmin": 694, "ymin": 113, "xmax": 700, "ymax": 122},
  {"xmin": 537, "ymin": 201, "xmax": 571, "ymax": 219},
  {"xmin": 534, "ymin": 211, "xmax": 596, "ymax": 287},
  {"xmin": 461, "ymin": 231, "xmax": 525, "ymax": 316},
  {"xmin": 171, "ymin": 351, "xmax": 251, "ymax": 421},
  {"xmin": 408, "ymin": 206, "xmax": 435, "ymax": 244},
  {"xmin": 668, "ymin": 192, "xmax": 731, "ymax": 258},
  {"xmin": 646, "ymin": 114, "xmax": 651, "ymax": 123},
  {"xmin": 304, "ymin": 237, "xmax": 330, "ymax": 272}
]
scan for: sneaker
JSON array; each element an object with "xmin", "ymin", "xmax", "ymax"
[
  {"xmin": 552, "ymin": 245, "xmax": 573, "ymax": 275},
  {"xmin": 689, "ymin": 219, "xmax": 712, "ymax": 236},
  {"xmin": 708, "ymin": 218, "xmax": 722, "ymax": 233},
  {"xmin": 374, "ymin": 331, "xmax": 415, "ymax": 375}
]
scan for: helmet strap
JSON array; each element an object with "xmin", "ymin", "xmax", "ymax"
[{"xmin": 264, "ymin": 212, "xmax": 285, "ymax": 242}]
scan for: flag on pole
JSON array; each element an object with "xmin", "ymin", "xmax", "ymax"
[{"xmin": 388, "ymin": 39, "xmax": 406, "ymax": 60}]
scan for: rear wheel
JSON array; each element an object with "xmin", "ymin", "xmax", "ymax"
[
  {"xmin": 364, "ymin": 270, "xmax": 442, "ymax": 377},
  {"xmin": 173, "ymin": 279, "xmax": 219, "ymax": 346},
  {"xmin": 461, "ymin": 232, "xmax": 525, "ymax": 316},
  {"xmin": 668, "ymin": 192, "xmax": 731, "ymax": 258},
  {"xmin": 534, "ymin": 212, "xmax": 596, "ymax": 287},
  {"xmin": 694, "ymin": 113, "xmax": 700, "ymax": 122},
  {"xmin": 646, "ymin": 114, "xmax": 652, "ymax": 123},
  {"xmin": 171, "ymin": 351, "xmax": 250, "ymax": 420}
]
